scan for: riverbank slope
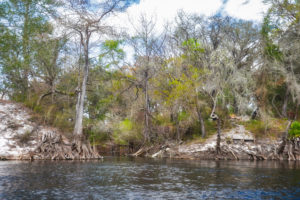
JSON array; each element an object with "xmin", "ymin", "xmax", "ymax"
[
  {"xmin": 1, "ymin": 100, "xmax": 299, "ymax": 160},
  {"xmin": 0, "ymin": 100, "xmax": 70, "ymax": 160},
  {"xmin": 146, "ymin": 123, "xmax": 300, "ymax": 160}
]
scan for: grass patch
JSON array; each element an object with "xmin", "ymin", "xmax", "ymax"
[
  {"xmin": 183, "ymin": 119, "xmax": 217, "ymax": 144},
  {"xmin": 240, "ymin": 118, "xmax": 288, "ymax": 139},
  {"xmin": 15, "ymin": 131, "xmax": 33, "ymax": 144}
]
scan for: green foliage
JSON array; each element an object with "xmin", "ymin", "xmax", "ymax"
[
  {"xmin": 264, "ymin": 43, "xmax": 283, "ymax": 61},
  {"xmin": 241, "ymin": 118, "xmax": 288, "ymax": 139},
  {"xmin": 120, "ymin": 118, "xmax": 133, "ymax": 131},
  {"xmin": 178, "ymin": 110, "xmax": 189, "ymax": 121},
  {"xmin": 182, "ymin": 38, "xmax": 205, "ymax": 53},
  {"xmin": 87, "ymin": 129, "xmax": 110, "ymax": 145},
  {"xmin": 23, "ymin": 94, "xmax": 39, "ymax": 109},
  {"xmin": 1, "ymin": 0, "xmax": 299, "ymax": 150},
  {"xmin": 103, "ymin": 40, "xmax": 123, "ymax": 51},
  {"xmin": 204, "ymin": 119, "xmax": 218, "ymax": 135},
  {"xmin": 242, "ymin": 120, "xmax": 266, "ymax": 137},
  {"xmin": 289, "ymin": 121, "xmax": 300, "ymax": 138},
  {"xmin": 99, "ymin": 40, "xmax": 125, "ymax": 69},
  {"xmin": 112, "ymin": 118, "xmax": 143, "ymax": 145},
  {"xmin": 89, "ymin": 94, "xmax": 114, "ymax": 120},
  {"xmin": 261, "ymin": 16, "xmax": 283, "ymax": 61},
  {"xmin": 182, "ymin": 119, "xmax": 216, "ymax": 142},
  {"xmin": 0, "ymin": 0, "xmax": 59, "ymax": 100},
  {"xmin": 53, "ymin": 111, "xmax": 74, "ymax": 133}
]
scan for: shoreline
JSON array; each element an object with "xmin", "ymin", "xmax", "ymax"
[{"xmin": 1, "ymin": 100, "xmax": 299, "ymax": 161}]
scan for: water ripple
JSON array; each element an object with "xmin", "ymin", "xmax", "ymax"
[{"xmin": 0, "ymin": 158, "xmax": 299, "ymax": 199}]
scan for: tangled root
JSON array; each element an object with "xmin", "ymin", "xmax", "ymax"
[{"xmin": 26, "ymin": 131, "xmax": 102, "ymax": 160}]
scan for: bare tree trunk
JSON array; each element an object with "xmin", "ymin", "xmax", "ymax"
[
  {"xmin": 294, "ymin": 103, "xmax": 299, "ymax": 120},
  {"xmin": 233, "ymin": 97, "xmax": 239, "ymax": 114},
  {"xmin": 71, "ymin": 29, "xmax": 100, "ymax": 159},
  {"xmin": 144, "ymin": 70, "xmax": 150, "ymax": 143},
  {"xmin": 73, "ymin": 77, "xmax": 86, "ymax": 137},
  {"xmin": 282, "ymin": 89, "xmax": 289, "ymax": 118},
  {"xmin": 287, "ymin": 139, "xmax": 296, "ymax": 160},
  {"xmin": 216, "ymin": 118, "xmax": 221, "ymax": 154},
  {"xmin": 51, "ymin": 82, "xmax": 55, "ymax": 104},
  {"xmin": 209, "ymin": 93, "xmax": 221, "ymax": 154},
  {"xmin": 73, "ymin": 40, "xmax": 88, "ymax": 137},
  {"xmin": 251, "ymin": 107, "xmax": 258, "ymax": 120},
  {"xmin": 22, "ymin": 1, "xmax": 30, "ymax": 98},
  {"xmin": 277, "ymin": 120, "xmax": 292, "ymax": 155},
  {"xmin": 171, "ymin": 110, "xmax": 181, "ymax": 141},
  {"xmin": 195, "ymin": 92, "xmax": 206, "ymax": 138},
  {"xmin": 197, "ymin": 108, "xmax": 206, "ymax": 138},
  {"xmin": 176, "ymin": 118, "xmax": 180, "ymax": 141}
]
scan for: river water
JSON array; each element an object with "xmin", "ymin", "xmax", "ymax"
[{"xmin": 0, "ymin": 158, "xmax": 299, "ymax": 200}]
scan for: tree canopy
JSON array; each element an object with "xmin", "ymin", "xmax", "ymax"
[{"xmin": 0, "ymin": 0, "xmax": 299, "ymax": 149}]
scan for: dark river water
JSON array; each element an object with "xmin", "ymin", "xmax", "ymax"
[{"xmin": 0, "ymin": 158, "xmax": 300, "ymax": 200}]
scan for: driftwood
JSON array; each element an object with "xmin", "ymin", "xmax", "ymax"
[
  {"xmin": 131, "ymin": 146, "xmax": 152, "ymax": 157},
  {"xmin": 228, "ymin": 147, "xmax": 238, "ymax": 160}
]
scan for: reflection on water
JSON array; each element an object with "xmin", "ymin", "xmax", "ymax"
[{"xmin": 0, "ymin": 158, "xmax": 299, "ymax": 200}]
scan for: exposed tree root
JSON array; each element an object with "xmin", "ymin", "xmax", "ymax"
[
  {"xmin": 228, "ymin": 147, "xmax": 239, "ymax": 160},
  {"xmin": 25, "ymin": 131, "xmax": 102, "ymax": 160},
  {"xmin": 275, "ymin": 121, "xmax": 300, "ymax": 161},
  {"xmin": 72, "ymin": 137, "xmax": 101, "ymax": 159}
]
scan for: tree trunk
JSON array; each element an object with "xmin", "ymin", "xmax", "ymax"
[
  {"xmin": 171, "ymin": 110, "xmax": 181, "ymax": 141},
  {"xmin": 1, "ymin": 92, "xmax": 5, "ymax": 100},
  {"xmin": 287, "ymin": 139, "xmax": 296, "ymax": 160},
  {"xmin": 251, "ymin": 108, "xmax": 258, "ymax": 120},
  {"xmin": 277, "ymin": 120, "xmax": 292, "ymax": 155},
  {"xmin": 197, "ymin": 108, "xmax": 206, "ymax": 138},
  {"xmin": 294, "ymin": 103, "xmax": 299, "ymax": 120},
  {"xmin": 73, "ymin": 50, "xmax": 88, "ymax": 136},
  {"xmin": 51, "ymin": 82, "xmax": 55, "ymax": 104},
  {"xmin": 144, "ymin": 70, "xmax": 150, "ymax": 143},
  {"xmin": 282, "ymin": 89, "xmax": 289, "ymax": 118},
  {"xmin": 195, "ymin": 89, "xmax": 206, "ymax": 138},
  {"xmin": 22, "ymin": 1, "xmax": 30, "ymax": 97},
  {"xmin": 209, "ymin": 94, "xmax": 221, "ymax": 154},
  {"xmin": 233, "ymin": 97, "xmax": 239, "ymax": 114},
  {"xmin": 216, "ymin": 118, "xmax": 221, "ymax": 154},
  {"xmin": 72, "ymin": 28, "xmax": 99, "ymax": 159},
  {"xmin": 176, "ymin": 119, "xmax": 180, "ymax": 141}
]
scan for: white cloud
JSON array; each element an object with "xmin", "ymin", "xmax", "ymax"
[
  {"xmin": 104, "ymin": 0, "xmax": 270, "ymax": 63},
  {"xmin": 110, "ymin": 0, "xmax": 223, "ymax": 35},
  {"xmin": 127, "ymin": 0, "xmax": 223, "ymax": 19},
  {"xmin": 108, "ymin": 0, "xmax": 269, "ymax": 36},
  {"xmin": 66, "ymin": 0, "xmax": 269, "ymax": 62},
  {"xmin": 224, "ymin": 0, "xmax": 270, "ymax": 21}
]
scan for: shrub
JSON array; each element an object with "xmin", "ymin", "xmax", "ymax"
[
  {"xmin": 289, "ymin": 121, "xmax": 300, "ymax": 139},
  {"xmin": 242, "ymin": 120, "xmax": 266, "ymax": 138},
  {"xmin": 87, "ymin": 130, "xmax": 110, "ymax": 145},
  {"xmin": 112, "ymin": 118, "xmax": 143, "ymax": 145},
  {"xmin": 15, "ymin": 131, "xmax": 32, "ymax": 144}
]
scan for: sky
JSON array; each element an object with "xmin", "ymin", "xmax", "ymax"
[
  {"xmin": 56, "ymin": 0, "xmax": 271, "ymax": 63},
  {"xmin": 110, "ymin": 0, "xmax": 270, "ymax": 34},
  {"xmin": 105, "ymin": 0, "xmax": 270, "ymax": 62}
]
